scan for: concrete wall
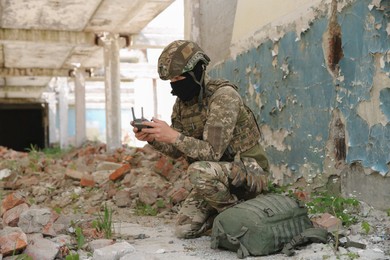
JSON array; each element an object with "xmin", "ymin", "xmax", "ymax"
[{"xmin": 187, "ymin": 0, "xmax": 390, "ymax": 210}]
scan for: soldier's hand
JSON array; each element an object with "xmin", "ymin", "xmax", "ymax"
[
  {"xmin": 231, "ymin": 167, "xmax": 247, "ymax": 187},
  {"xmin": 133, "ymin": 125, "xmax": 154, "ymax": 142},
  {"xmin": 246, "ymin": 173, "xmax": 267, "ymax": 193},
  {"xmin": 142, "ymin": 118, "xmax": 179, "ymax": 144}
]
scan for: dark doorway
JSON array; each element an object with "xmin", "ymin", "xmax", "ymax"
[{"xmin": 0, "ymin": 103, "xmax": 48, "ymax": 152}]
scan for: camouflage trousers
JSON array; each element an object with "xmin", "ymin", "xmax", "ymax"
[{"xmin": 174, "ymin": 159, "xmax": 268, "ymax": 239}]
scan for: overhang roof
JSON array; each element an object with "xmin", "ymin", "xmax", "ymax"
[{"xmin": 0, "ymin": 0, "xmax": 176, "ymax": 100}]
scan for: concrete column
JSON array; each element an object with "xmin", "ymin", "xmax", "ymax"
[
  {"xmin": 74, "ymin": 70, "xmax": 86, "ymax": 147},
  {"xmin": 101, "ymin": 33, "xmax": 122, "ymax": 151},
  {"xmin": 46, "ymin": 92, "xmax": 58, "ymax": 145},
  {"xmin": 58, "ymin": 77, "xmax": 69, "ymax": 149}
]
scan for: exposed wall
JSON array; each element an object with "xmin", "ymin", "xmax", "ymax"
[
  {"xmin": 189, "ymin": 0, "xmax": 390, "ymax": 209},
  {"xmin": 184, "ymin": 0, "xmax": 237, "ymax": 64}
]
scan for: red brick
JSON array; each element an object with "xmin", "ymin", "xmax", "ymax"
[
  {"xmin": 154, "ymin": 157, "xmax": 174, "ymax": 180},
  {"xmin": 0, "ymin": 227, "xmax": 28, "ymax": 256},
  {"xmin": 1, "ymin": 192, "xmax": 26, "ymax": 216},
  {"xmin": 311, "ymin": 213, "xmax": 342, "ymax": 232},
  {"xmin": 294, "ymin": 191, "xmax": 311, "ymax": 202},
  {"xmin": 109, "ymin": 164, "xmax": 131, "ymax": 181},
  {"xmin": 80, "ymin": 177, "xmax": 96, "ymax": 187},
  {"xmin": 3, "ymin": 203, "xmax": 29, "ymax": 227},
  {"xmin": 169, "ymin": 187, "xmax": 189, "ymax": 204}
]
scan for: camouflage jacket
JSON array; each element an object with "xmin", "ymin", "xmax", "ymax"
[{"xmin": 151, "ymin": 79, "xmax": 268, "ymax": 170}]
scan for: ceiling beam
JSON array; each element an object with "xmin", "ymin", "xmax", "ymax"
[
  {"xmin": 0, "ymin": 67, "xmax": 75, "ymax": 77},
  {"xmin": 0, "ymin": 28, "xmax": 97, "ymax": 46}
]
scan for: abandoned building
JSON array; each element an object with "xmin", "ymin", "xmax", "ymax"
[{"xmin": 0, "ymin": 0, "xmax": 389, "ymax": 231}]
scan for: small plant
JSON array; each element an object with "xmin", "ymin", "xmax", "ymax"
[
  {"xmin": 361, "ymin": 221, "xmax": 371, "ymax": 234},
  {"xmin": 65, "ymin": 253, "xmax": 80, "ymax": 260},
  {"xmin": 14, "ymin": 254, "xmax": 33, "ymax": 260},
  {"xmin": 155, "ymin": 198, "xmax": 166, "ymax": 209},
  {"xmin": 135, "ymin": 202, "xmax": 158, "ymax": 216},
  {"xmin": 306, "ymin": 192, "xmax": 359, "ymax": 227},
  {"xmin": 92, "ymin": 203, "xmax": 113, "ymax": 239},
  {"xmin": 75, "ymin": 226, "xmax": 85, "ymax": 250},
  {"xmin": 267, "ymin": 181, "xmax": 291, "ymax": 194},
  {"xmin": 387, "ymin": 209, "xmax": 390, "ymax": 217}
]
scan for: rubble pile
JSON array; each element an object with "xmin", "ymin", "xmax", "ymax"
[
  {"xmin": 0, "ymin": 142, "xmax": 389, "ymax": 259},
  {"xmin": 0, "ymin": 142, "xmax": 191, "ymax": 258}
]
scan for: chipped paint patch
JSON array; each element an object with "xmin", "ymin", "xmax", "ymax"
[
  {"xmin": 356, "ymin": 55, "xmax": 389, "ymax": 127},
  {"xmin": 260, "ymin": 125, "xmax": 290, "ymax": 151}
]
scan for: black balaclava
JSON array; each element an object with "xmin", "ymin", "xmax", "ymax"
[{"xmin": 170, "ymin": 62, "xmax": 205, "ymax": 102}]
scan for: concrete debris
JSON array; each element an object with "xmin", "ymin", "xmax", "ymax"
[{"xmin": 0, "ymin": 142, "xmax": 389, "ymax": 259}]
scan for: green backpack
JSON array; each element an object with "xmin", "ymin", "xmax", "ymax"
[{"xmin": 210, "ymin": 193, "xmax": 329, "ymax": 258}]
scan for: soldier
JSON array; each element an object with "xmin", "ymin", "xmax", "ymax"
[{"xmin": 133, "ymin": 40, "xmax": 269, "ymax": 239}]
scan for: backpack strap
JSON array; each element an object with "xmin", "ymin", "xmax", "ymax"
[
  {"xmin": 335, "ymin": 234, "xmax": 367, "ymax": 250},
  {"xmin": 211, "ymin": 220, "xmax": 251, "ymax": 259},
  {"xmin": 282, "ymin": 228, "xmax": 329, "ymax": 256}
]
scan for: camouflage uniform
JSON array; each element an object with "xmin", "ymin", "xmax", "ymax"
[{"xmin": 151, "ymin": 40, "xmax": 269, "ymax": 239}]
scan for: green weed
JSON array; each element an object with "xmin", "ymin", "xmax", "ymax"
[
  {"xmin": 14, "ymin": 254, "xmax": 33, "ymax": 260},
  {"xmin": 65, "ymin": 254, "xmax": 80, "ymax": 260},
  {"xmin": 75, "ymin": 226, "xmax": 85, "ymax": 250},
  {"xmin": 92, "ymin": 203, "xmax": 113, "ymax": 239},
  {"xmin": 343, "ymin": 252, "xmax": 360, "ymax": 259},
  {"xmin": 361, "ymin": 221, "xmax": 371, "ymax": 234},
  {"xmin": 155, "ymin": 198, "xmax": 166, "ymax": 209},
  {"xmin": 135, "ymin": 202, "xmax": 158, "ymax": 216},
  {"xmin": 306, "ymin": 192, "xmax": 359, "ymax": 227}
]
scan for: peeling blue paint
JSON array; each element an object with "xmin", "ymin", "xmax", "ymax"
[
  {"xmin": 339, "ymin": 0, "xmax": 390, "ymax": 175},
  {"xmin": 380, "ymin": 88, "xmax": 390, "ymax": 120},
  {"xmin": 210, "ymin": 0, "xmax": 390, "ymax": 179}
]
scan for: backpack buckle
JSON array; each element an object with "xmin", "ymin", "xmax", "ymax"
[{"xmin": 264, "ymin": 208, "xmax": 274, "ymax": 217}]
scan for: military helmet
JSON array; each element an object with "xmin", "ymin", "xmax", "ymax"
[{"xmin": 158, "ymin": 40, "xmax": 210, "ymax": 80}]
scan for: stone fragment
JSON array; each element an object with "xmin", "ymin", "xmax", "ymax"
[
  {"xmin": 92, "ymin": 170, "xmax": 111, "ymax": 184},
  {"xmin": 2, "ymin": 203, "xmax": 29, "ymax": 227},
  {"xmin": 23, "ymin": 236, "xmax": 59, "ymax": 260},
  {"xmin": 92, "ymin": 241, "xmax": 135, "ymax": 260},
  {"xmin": 18, "ymin": 208, "xmax": 52, "ymax": 234},
  {"xmin": 0, "ymin": 226, "xmax": 28, "ymax": 256},
  {"xmin": 96, "ymin": 161, "xmax": 123, "ymax": 171},
  {"xmin": 65, "ymin": 168, "xmax": 85, "ymax": 180},
  {"xmin": 87, "ymin": 239, "xmax": 115, "ymax": 251},
  {"xmin": 1, "ymin": 192, "xmax": 26, "ymax": 216},
  {"xmin": 114, "ymin": 190, "xmax": 132, "ymax": 207},
  {"xmin": 138, "ymin": 186, "xmax": 158, "ymax": 205}
]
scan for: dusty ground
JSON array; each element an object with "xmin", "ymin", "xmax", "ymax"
[{"xmin": 0, "ymin": 142, "xmax": 389, "ymax": 259}]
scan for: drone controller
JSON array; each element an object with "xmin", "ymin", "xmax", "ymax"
[{"xmin": 131, "ymin": 107, "xmax": 151, "ymax": 132}]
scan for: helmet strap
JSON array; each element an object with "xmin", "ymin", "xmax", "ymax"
[{"xmin": 188, "ymin": 64, "xmax": 206, "ymax": 111}]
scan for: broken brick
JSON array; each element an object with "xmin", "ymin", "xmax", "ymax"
[
  {"xmin": 2, "ymin": 203, "xmax": 29, "ymax": 227},
  {"xmin": 169, "ymin": 187, "xmax": 189, "ymax": 204},
  {"xmin": 311, "ymin": 212, "xmax": 342, "ymax": 232},
  {"xmin": 154, "ymin": 157, "xmax": 174, "ymax": 180},
  {"xmin": 0, "ymin": 226, "xmax": 28, "ymax": 256},
  {"xmin": 1, "ymin": 192, "xmax": 26, "ymax": 217},
  {"xmin": 109, "ymin": 164, "xmax": 131, "ymax": 181},
  {"xmin": 80, "ymin": 176, "xmax": 96, "ymax": 187}
]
